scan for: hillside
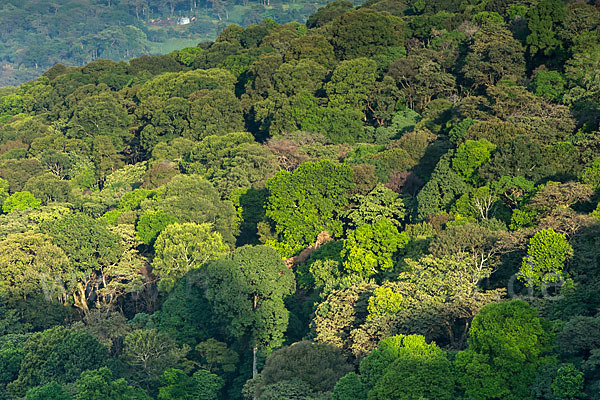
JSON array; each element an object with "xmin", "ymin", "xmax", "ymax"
[
  {"xmin": 0, "ymin": 0, "xmax": 599, "ymax": 399},
  {"xmin": 0, "ymin": 0, "xmax": 360, "ymax": 87}
]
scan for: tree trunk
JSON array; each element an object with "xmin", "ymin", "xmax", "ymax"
[
  {"xmin": 252, "ymin": 345, "xmax": 258, "ymax": 400},
  {"xmin": 74, "ymin": 282, "xmax": 90, "ymax": 315},
  {"xmin": 252, "ymin": 293, "xmax": 258, "ymax": 400}
]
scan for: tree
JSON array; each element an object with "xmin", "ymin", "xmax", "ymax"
[
  {"xmin": 246, "ymin": 378, "xmax": 314, "ymax": 400},
  {"xmin": 136, "ymin": 69, "xmax": 236, "ymax": 100},
  {"xmin": 191, "ymin": 370, "xmax": 224, "ymax": 400},
  {"xmin": 195, "ymin": 339, "xmax": 239, "ymax": 374},
  {"xmin": 203, "ymin": 245, "xmax": 295, "ymax": 379},
  {"xmin": 429, "ymin": 222, "xmax": 512, "ymax": 279},
  {"xmin": 136, "ymin": 97, "xmax": 190, "ymax": 153},
  {"xmin": 66, "ymin": 92, "xmax": 131, "ymax": 150},
  {"xmin": 8, "ymin": 327, "xmax": 108, "ymax": 396},
  {"xmin": 152, "ymin": 175, "xmax": 238, "ymax": 245},
  {"xmin": 367, "ymin": 286, "xmax": 404, "ymax": 320},
  {"xmin": 453, "ymin": 186, "xmax": 499, "ymax": 220},
  {"xmin": 187, "ymin": 89, "xmax": 244, "ymax": 140},
  {"xmin": 157, "ymin": 368, "xmax": 224, "ymax": 400},
  {"xmin": 0, "ymin": 232, "xmax": 72, "ymax": 304},
  {"xmin": 455, "ymin": 300, "xmax": 553, "ymax": 400},
  {"xmin": 332, "ymin": 372, "xmax": 367, "ymax": 400},
  {"xmin": 529, "ymin": 182, "xmax": 593, "ymax": 217},
  {"xmin": 416, "ymin": 152, "xmax": 469, "ymax": 220},
  {"xmin": 526, "ymin": 0, "xmax": 566, "ymax": 57},
  {"xmin": 265, "ymin": 160, "xmax": 354, "ymax": 256},
  {"xmin": 387, "ymin": 51, "xmax": 456, "ymax": 111},
  {"xmin": 312, "ymin": 282, "xmax": 378, "ymax": 358},
  {"xmin": 0, "ymin": 178, "xmax": 8, "ymax": 208},
  {"xmin": 328, "ymin": 8, "xmax": 404, "ymax": 60},
  {"xmin": 158, "ymin": 369, "xmax": 197, "ymax": 400},
  {"xmin": 273, "ymin": 59, "xmax": 329, "ymax": 97},
  {"xmin": 462, "ymin": 24, "xmax": 526, "ymax": 89},
  {"xmin": 38, "ymin": 330, "xmax": 109, "ymax": 385},
  {"xmin": 582, "ymin": 157, "xmax": 600, "ymax": 189},
  {"xmin": 0, "ymin": 159, "xmax": 44, "ymax": 193},
  {"xmin": 152, "ymin": 222, "xmax": 229, "ymax": 292},
  {"xmin": 76, "ymin": 367, "xmax": 150, "ymax": 400},
  {"xmin": 518, "ymin": 228, "xmax": 573, "ymax": 290},
  {"xmin": 532, "ymin": 363, "xmax": 586, "ymax": 400},
  {"xmin": 40, "ymin": 212, "xmax": 122, "ymax": 313},
  {"xmin": 256, "ymin": 341, "xmax": 352, "ymax": 395},
  {"xmin": 71, "ymin": 309, "xmax": 131, "ymax": 351},
  {"xmin": 284, "ymin": 34, "xmax": 336, "ymax": 68},
  {"xmin": 136, "ymin": 210, "xmax": 177, "ymax": 246},
  {"xmin": 23, "ymin": 173, "xmax": 71, "ymax": 204},
  {"xmin": 152, "ymin": 273, "xmax": 217, "ymax": 347},
  {"xmin": 326, "ymin": 58, "xmax": 377, "ymax": 112},
  {"xmin": 531, "ymin": 70, "xmax": 566, "ymax": 102},
  {"xmin": 341, "ymin": 219, "xmax": 409, "ymax": 277},
  {"xmin": 343, "ymin": 184, "xmax": 406, "ymax": 228},
  {"xmin": 92, "ymin": 135, "xmax": 123, "ymax": 182},
  {"xmin": 306, "ymin": 0, "xmax": 353, "ymax": 29},
  {"xmin": 389, "ymin": 255, "xmax": 505, "ymax": 348},
  {"xmin": 365, "ymin": 335, "xmax": 455, "ymax": 400},
  {"xmin": 122, "ymin": 329, "xmax": 189, "ymax": 388},
  {"xmin": 179, "ymin": 132, "xmax": 278, "ymax": 196},
  {"xmin": 2, "ymin": 191, "xmax": 41, "ymax": 213},
  {"xmin": 490, "ymin": 175, "xmax": 534, "ymax": 209},
  {"xmin": 25, "ymin": 382, "xmax": 72, "ymax": 400},
  {"xmin": 452, "ymin": 140, "xmax": 497, "ymax": 184},
  {"xmin": 0, "ymin": 342, "xmax": 24, "ymax": 390},
  {"xmin": 366, "ymin": 76, "xmax": 403, "ymax": 127}
]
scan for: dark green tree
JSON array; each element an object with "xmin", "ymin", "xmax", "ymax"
[
  {"xmin": 203, "ymin": 245, "xmax": 295, "ymax": 379},
  {"xmin": 526, "ymin": 0, "xmax": 566, "ymax": 57},
  {"xmin": 76, "ymin": 367, "xmax": 150, "ymax": 400},
  {"xmin": 25, "ymin": 382, "xmax": 72, "ymax": 400},
  {"xmin": 328, "ymin": 9, "xmax": 404, "ymax": 60}
]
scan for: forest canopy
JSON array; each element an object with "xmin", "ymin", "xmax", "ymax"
[{"xmin": 0, "ymin": 0, "xmax": 599, "ymax": 399}]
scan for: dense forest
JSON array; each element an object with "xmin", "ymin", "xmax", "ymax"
[
  {"xmin": 0, "ymin": 0, "xmax": 600, "ymax": 399},
  {"xmin": 0, "ymin": 0, "xmax": 356, "ymax": 87}
]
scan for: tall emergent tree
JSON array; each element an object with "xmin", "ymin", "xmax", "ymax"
[{"xmin": 202, "ymin": 245, "xmax": 295, "ymax": 382}]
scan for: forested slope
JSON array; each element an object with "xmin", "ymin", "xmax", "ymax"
[
  {"xmin": 0, "ymin": 0, "xmax": 599, "ymax": 399},
  {"xmin": 0, "ymin": 0, "xmax": 352, "ymax": 87}
]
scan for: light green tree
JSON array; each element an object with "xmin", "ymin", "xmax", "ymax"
[
  {"xmin": 455, "ymin": 300, "xmax": 553, "ymax": 400},
  {"xmin": 367, "ymin": 286, "xmax": 403, "ymax": 319},
  {"xmin": 152, "ymin": 222, "xmax": 229, "ymax": 292},
  {"xmin": 326, "ymin": 58, "xmax": 377, "ymax": 111},
  {"xmin": 136, "ymin": 210, "xmax": 177, "ymax": 246},
  {"xmin": 343, "ymin": 184, "xmax": 405, "ymax": 228},
  {"xmin": 2, "ymin": 191, "xmax": 42, "ymax": 213},
  {"xmin": 360, "ymin": 335, "xmax": 455, "ymax": 400},
  {"xmin": 265, "ymin": 160, "xmax": 354, "ymax": 257},
  {"xmin": 518, "ymin": 228, "xmax": 573, "ymax": 290},
  {"xmin": 452, "ymin": 139, "xmax": 497, "ymax": 184},
  {"xmin": 341, "ymin": 218, "xmax": 409, "ymax": 277}
]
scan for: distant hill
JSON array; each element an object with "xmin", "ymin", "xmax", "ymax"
[{"xmin": 0, "ymin": 0, "xmax": 361, "ymax": 86}]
